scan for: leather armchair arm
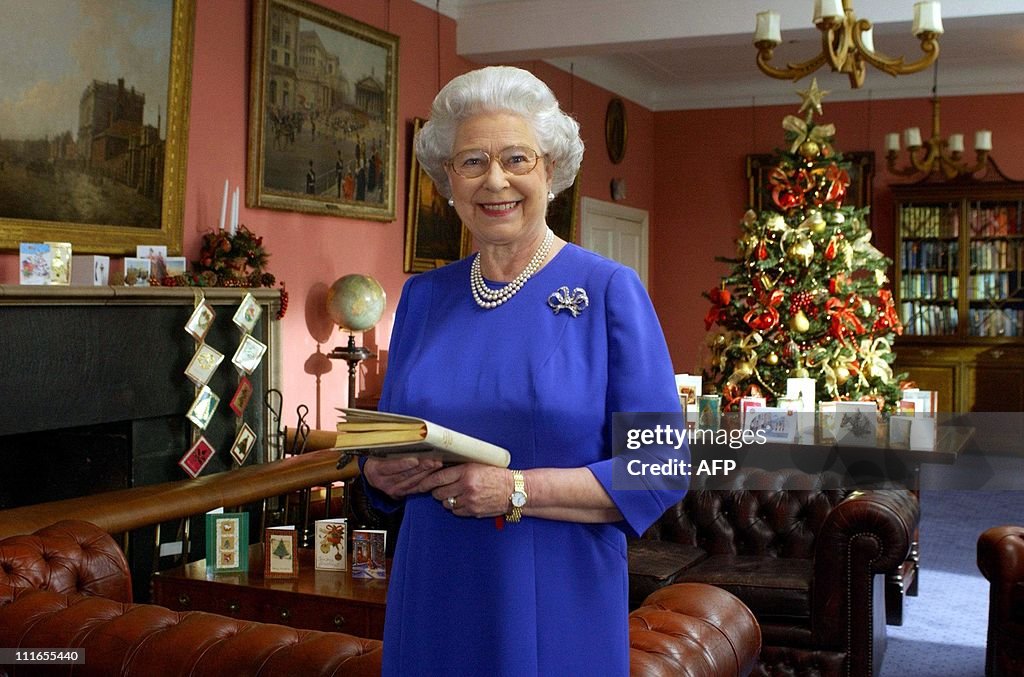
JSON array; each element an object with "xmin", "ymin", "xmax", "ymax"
[
  {"xmin": 0, "ymin": 520, "xmax": 132, "ymax": 604},
  {"xmin": 811, "ymin": 489, "xmax": 918, "ymax": 654},
  {"xmin": 978, "ymin": 526, "xmax": 1024, "ymax": 625}
]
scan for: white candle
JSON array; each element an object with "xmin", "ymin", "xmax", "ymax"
[
  {"xmin": 819, "ymin": 0, "xmax": 843, "ymax": 21},
  {"xmin": 947, "ymin": 133, "xmax": 964, "ymax": 153},
  {"xmin": 218, "ymin": 179, "xmax": 228, "ymax": 231},
  {"xmin": 975, "ymin": 130, "xmax": 992, "ymax": 151},
  {"xmin": 754, "ymin": 11, "xmax": 781, "ymax": 44},
  {"xmin": 913, "ymin": 1, "xmax": 943, "ymax": 36},
  {"xmin": 860, "ymin": 27, "xmax": 875, "ymax": 53},
  {"xmin": 904, "ymin": 127, "xmax": 923, "ymax": 148},
  {"xmin": 885, "ymin": 133, "xmax": 900, "ymax": 152},
  {"xmin": 230, "ymin": 187, "xmax": 239, "ymax": 235}
]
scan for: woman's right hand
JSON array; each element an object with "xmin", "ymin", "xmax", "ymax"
[{"xmin": 363, "ymin": 456, "xmax": 444, "ymax": 500}]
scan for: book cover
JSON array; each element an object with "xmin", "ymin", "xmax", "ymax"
[
  {"xmin": 314, "ymin": 518, "xmax": 348, "ymax": 571},
  {"xmin": 351, "ymin": 529, "xmax": 387, "ymax": 579},
  {"xmin": 335, "ymin": 409, "xmax": 510, "ymax": 467}
]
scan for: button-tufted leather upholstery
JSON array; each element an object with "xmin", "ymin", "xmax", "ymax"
[
  {"xmin": 0, "ymin": 520, "xmax": 762, "ymax": 677},
  {"xmin": 978, "ymin": 525, "xmax": 1024, "ymax": 676},
  {"xmin": 631, "ymin": 468, "xmax": 920, "ymax": 677}
]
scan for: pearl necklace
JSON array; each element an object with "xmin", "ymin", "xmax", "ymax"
[{"xmin": 471, "ymin": 228, "xmax": 554, "ymax": 309}]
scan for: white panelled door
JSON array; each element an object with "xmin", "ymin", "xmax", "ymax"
[{"xmin": 579, "ymin": 197, "xmax": 649, "ymax": 287}]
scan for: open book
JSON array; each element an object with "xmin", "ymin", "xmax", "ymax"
[{"xmin": 335, "ymin": 409, "xmax": 511, "ymax": 468}]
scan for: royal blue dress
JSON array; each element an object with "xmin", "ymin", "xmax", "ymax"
[{"xmin": 369, "ymin": 244, "xmax": 686, "ymax": 676}]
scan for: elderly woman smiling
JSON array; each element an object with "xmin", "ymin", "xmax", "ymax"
[{"xmin": 361, "ymin": 66, "xmax": 687, "ymax": 676}]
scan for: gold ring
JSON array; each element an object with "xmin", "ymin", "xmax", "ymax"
[{"xmin": 447, "ymin": 496, "xmax": 457, "ymax": 508}]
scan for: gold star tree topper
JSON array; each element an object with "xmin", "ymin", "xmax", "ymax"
[{"xmin": 797, "ymin": 78, "xmax": 830, "ymax": 120}]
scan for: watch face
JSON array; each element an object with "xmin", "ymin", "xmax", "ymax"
[{"xmin": 511, "ymin": 491, "xmax": 527, "ymax": 508}]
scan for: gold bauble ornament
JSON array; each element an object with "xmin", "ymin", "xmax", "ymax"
[
  {"xmin": 766, "ymin": 352, "xmax": 779, "ymax": 365},
  {"xmin": 791, "ymin": 366, "xmax": 810, "ymax": 378},
  {"xmin": 799, "ymin": 139, "xmax": 820, "ymax": 159},
  {"xmin": 787, "ymin": 239, "xmax": 815, "ymax": 266},
  {"xmin": 727, "ymin": 360, "xmax": 754, "ymax": 386},
  {"xmin": 835, "ymin": 366, "xmax": 850, "ymax": 384},
  {"xmin": 790, "ymin": 310, "xmax": 810, "ymax": 333},
  {"xmin": 811, "ymin": 213, "xmax": 827, "ymax": 235}
]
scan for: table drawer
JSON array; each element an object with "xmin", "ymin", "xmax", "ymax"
[{"xmin": 259, "ymin": 595, "xmax": 373, "ymax": 635}]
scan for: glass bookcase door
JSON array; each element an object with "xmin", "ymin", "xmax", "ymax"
[
  {"xmin": 897, "ymin": 200, "xmax": 960, "ymax": 337},
  {"xmin": 966, "ymin": 198, "xmax": 1024, "ymax": 338}
]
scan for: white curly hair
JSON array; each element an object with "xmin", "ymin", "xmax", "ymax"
[{"xmin": 414, "ymin": 66, "xmax": 584, "ymax": 198}]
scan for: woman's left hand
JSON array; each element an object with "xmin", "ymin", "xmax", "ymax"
[{"xmin": 417, "ymin": 463, "xmax": 511, "ymax": 517}]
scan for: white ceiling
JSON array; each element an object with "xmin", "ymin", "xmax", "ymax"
[{"xmin": 416, "ymin": 0, "xmax": 1024, "ymax": 110}]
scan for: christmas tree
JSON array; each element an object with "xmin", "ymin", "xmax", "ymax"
[{"xmin": 703, "ymin": 80, "xmax": 905, "ymax": 412}]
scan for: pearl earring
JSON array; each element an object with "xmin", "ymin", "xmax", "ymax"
[
  {"xmin": 547, "ymin": 191, "xmax": 555, "ymax": 201},
  {"xmin": 448, "ymin": 198, "xmax": 455, "ymax": 207}
]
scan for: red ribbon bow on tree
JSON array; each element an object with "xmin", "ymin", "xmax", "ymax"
[
  {"xmin": 826, "ymin": 295, "xmax": 866, "ymax": 343},
  {"xmin": 744, "ymin": 289, "xmax": 785, "ymax": 332},
  {"xmin": 873, "ymin": 289, "xmax": 904, "ymax": 336}
]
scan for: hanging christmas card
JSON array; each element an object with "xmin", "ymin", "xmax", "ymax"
[
  {"xmin": 185, "ymin": 343, "xmax": 224, "ymax": 385},
  {"xmin": 185, "ymin": 301, "xmax": 216, "ymax": 342},
  {"xmin": 229, "ymin": 376, "xmax": 254, "ymax": 416},
  {"xmin": 186, "ymin": 385, "xmax": 220, "ymax": 430},
  {"xmin": 179, "ymin": 436, "xmax": 217, "ymax": 478},
  {"xmin": 232, "ymin": 334, "xmax": 267, "ymax": 375},
  {"xmin": 230, "ymin": 422, "xmax": 258, "ymax": 465},
  {"xmin": 232, "ymin": 293, "xmax": 263, "ymax": 334}
]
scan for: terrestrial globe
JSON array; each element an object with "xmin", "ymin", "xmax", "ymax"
[{"xmin": 326, "ymin": 274, "xmax": 386, "ymax": 332}]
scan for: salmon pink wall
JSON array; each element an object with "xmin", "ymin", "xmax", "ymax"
[{"xmin": 651, "ymin": 93, "xmax": 1024, "ymax": 375}]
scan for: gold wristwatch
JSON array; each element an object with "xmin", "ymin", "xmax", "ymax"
[{"xmin": 506, "ymin": 470, "xmax": 527, "ymax": 523}]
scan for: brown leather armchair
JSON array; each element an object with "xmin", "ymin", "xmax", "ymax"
[
  {"xmin": 0, "ymin": 520, "xmax": 762, "ymax": 677},
  {"xmin": 977, "ymin": 525, "xmax": 1024, "ymax": 676},
  {"xmin": 629, "ymin": 468, "xmax": 919, "ymax": 677}
]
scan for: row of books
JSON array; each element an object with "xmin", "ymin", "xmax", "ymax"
[
  {"xmin": 900, "ymin": 273, "xmax": 960, "ymax": 299},
  {"xmin": 901, "ymin": 240, "xmax": 958, "ymax": 271},
  {"xmin": 899, "ymin": 203, "xmax": 1024, "ymax": 238},
  {"xmin": 969, "ymin": 308, "xmax": 1024, "ymax": 337},
  {"xmin": 968, "ymin": 239, "xmax": 1023, "ymax": 271},
  {"xmin": 899, "ymin": 205, "xmax": 960, "ymax": 238},
  {"xmin": 966, "ymin": 272, "xmax": 1022, "ymax": 300},
  {"xmin": 967, "ymin": 204, "xmax": 1022, "ymax": 237},
  {"xmin": 900, "ymin": 302, "xmax": 958, "ymax": 336}
]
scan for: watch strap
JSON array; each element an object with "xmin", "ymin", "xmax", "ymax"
[{"xmin": 506, "ymin": 470, "xmax": 526, "ymax": 523}]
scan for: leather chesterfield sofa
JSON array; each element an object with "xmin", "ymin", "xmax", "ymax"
[
  {"xmin": 977, "ymin": 525, "xmax": 1024, "ymax": 676},
  {"xmin": 0, "ymin": 520, "xmax": 761, "ymax": 676},
  {"xmin": 629, "ymin": 468, "xmax": 919, "ymax": 677}
]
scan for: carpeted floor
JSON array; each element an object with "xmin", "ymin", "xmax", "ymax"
[{"xmin": 880, "ymin": 478, "xmax": 1024, "ymax": 676}]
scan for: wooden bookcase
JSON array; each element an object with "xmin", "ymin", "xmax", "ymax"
[{"xmin": 892, "ymin": 181, "xmax": 1024, "ymax": 412}]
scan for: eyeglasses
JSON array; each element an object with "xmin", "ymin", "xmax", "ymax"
[{"xmin": 447, "ymin": 145, "xmax": 544, "ymax": 179}]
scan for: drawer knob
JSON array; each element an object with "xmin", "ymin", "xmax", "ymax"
[
  {"xmin": 991, "ymin": 349, "xmax": 1005, "ymax": 360},
  {"xmin": 279, "ymin": 608, "xmax": 291, "ymax": 622},
  {"xmin": 228, "ymin": 602, "xmax": 240, "ymax": 614},
  {"xmin": 920, "ymin": 349, "xmax": 934, "ymax": 357},
  {"xmin": 177, "ymin": 594, "xmax": 191, "ymax": 608},
  {"xmin": 333, "ymin": 614, "xmax": 346, "ymax": 628}
]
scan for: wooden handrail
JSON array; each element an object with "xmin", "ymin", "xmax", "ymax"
[{"xmin": 0, "ymin": 451, "xmax": 359, "ymax": 540}]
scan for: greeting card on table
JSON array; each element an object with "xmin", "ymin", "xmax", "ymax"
[
  {"xmin": 264, "ymin": 527, "xmax": 298, "ymax": 578},
  {"xmin": 314, "ymin": 518, "xmax": 348, "ymax": 571},
  {"xmin": 351, "ymin": 529, "xmax": 387, "ymax": 579},
  {"xmin": 206, "ymin": 512, "xmax": 248, "ymax": 574}
]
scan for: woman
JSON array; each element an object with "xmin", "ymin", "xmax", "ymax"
[{"xmin": 362, "ymin": 66, "xmax": 686, "ymax": 675}]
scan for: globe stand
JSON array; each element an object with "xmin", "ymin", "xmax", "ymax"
[{"xmin": 328, "ymin": 333, "xmax": 375, "ymax": 407}]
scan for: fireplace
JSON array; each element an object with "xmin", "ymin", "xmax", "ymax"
[{"xmin": 0, "ymin": 285, "xmax": 280, "ymax": 599}]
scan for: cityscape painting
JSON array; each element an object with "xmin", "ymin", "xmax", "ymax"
[
  {"xmin": 247, "ymin": 0, "xmax": 399, "ymax": 222},
  {"xmin": 0, "ymin": 0, "xmax": 195, "ymax": 254}
]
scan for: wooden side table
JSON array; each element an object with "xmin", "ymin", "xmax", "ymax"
[{"xmin": 152, "ymin": 546, "xmax": 388, "ymax": 639}]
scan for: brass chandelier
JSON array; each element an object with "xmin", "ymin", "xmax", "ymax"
[
  {"xmin": 885, "ymin": 64, "xmax": 999, "ymax": 181},
  {"xmin": 753, "ymin": 0, "xmax": 943, "ymax": 88}
]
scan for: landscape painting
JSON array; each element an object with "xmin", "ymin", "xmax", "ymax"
[{"xmin": 0, "ymin": 0, "xmax": 195, "ymax": 254}]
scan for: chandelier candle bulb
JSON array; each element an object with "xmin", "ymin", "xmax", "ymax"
[
  {"xmin": 913, "ymin": 1, "xmax": 943, "ymax": 36},
  {"xmin": 885, "ymin": 133, "xmax": 901, "ymax": 152},
  {"xmin": 904, "ymin": 127, "xmax": 923, "ymax": 148},
  {"xmin": 819, "ymin": 0, "xmax": 844, "ymax": 21},
  {"xmin": 975, "ymin": 130, "xmax": 992, "ymax": 152},
  {"xmin": 860, "ymin": 27, "xmax": 875, "ymax": 53},
  {"xmin": 754, "ymin": 11, "xmax": 781, "ymax": 44},
  {"xmin": 947, "ymin": 134, "xmax": 964, "ymax": 154}
]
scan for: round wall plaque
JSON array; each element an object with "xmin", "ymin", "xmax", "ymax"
[{"xmin": 605, "ymin": 98, "xmax": 627, "ymax": 164}]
